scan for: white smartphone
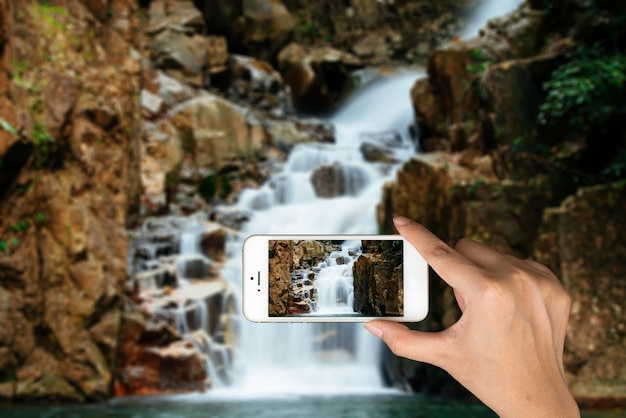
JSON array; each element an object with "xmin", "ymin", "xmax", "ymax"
[{"xmin": 242, "ymin": 234, "xmax": 428, "ymax": 322}]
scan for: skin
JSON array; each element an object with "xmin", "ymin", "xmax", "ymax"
[{"xmin": 365, "ymin": 216, "xmax": 580, "ymax": 418}]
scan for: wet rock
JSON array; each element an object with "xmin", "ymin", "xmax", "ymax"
[
  {"xmin": 359, "ymin": 142, "xmax": 396, "ymax": 164},
  {"xmin": 310, "ymin": 162, "xmax": 369, "ymax": 198},
  {"xmin": 176, "ymin": 255, "xmax": 210, "ymax": 279},
  {"xmin": 200, "ymin": 224, "xmax": 228, "ymax": 263},
  {"xmin": 115, "ymin": 304, "xmax": 209, "ymax": 395},
  {"xmin": 226, "ymin": 54, "xmax": 293, "ymax": 116},
  {"xmin": 208, "ymin": 206, "xmax": 251, "ymax": 231}
]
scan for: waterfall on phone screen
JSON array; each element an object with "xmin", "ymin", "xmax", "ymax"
[
  {"xmin": 218, "ymin": 70, "xmax": 422, "ymax": 395},
  {"xmin": 314, "ymin": 242, "xmax": 360, "ymax": 315}
]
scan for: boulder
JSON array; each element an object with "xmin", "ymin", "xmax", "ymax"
[
  {"xmin": 534, "ymin": 184, "xmax": 626, "ymax": 408},
  {"xmin": 172, "ymin": 94, "xmax": 261, "ymax": 171},
  {"xmin": 114, "ymin": 305, "xmax": 209, "ymax": 395},
  {"xmin": 228, "ymin": 0, "xmax": 295, "ymax": 63},
  {"xmin": 150, "ymin": 28, "xmax": 207, "ymax": 81},
  {"xmin": 310, "ymin": 162, "xmax": 369, "ymax": 198},
  {"xmin": 277, "ymin": 43, "xmax": 363, "ymax": 111}
]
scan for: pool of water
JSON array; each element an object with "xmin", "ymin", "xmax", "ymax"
[{"xmin": 0, "ymin": 393, "xmax": 623, "ymax": 418}]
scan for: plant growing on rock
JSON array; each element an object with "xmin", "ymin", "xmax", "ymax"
[
  {"xmin": 538, "ymin": 46, "xmax": 626, "ymax": 134},
  {"xmin": 31, "ymin": 121, "xmax": 56, "ymax": 168}
]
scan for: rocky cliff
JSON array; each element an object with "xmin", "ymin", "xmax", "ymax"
[
  {"xmin": 269, "ymin": 239, "xmax": 332, "ymax": 316},
  {"xmin": 377, "ymin": 0, "xmax": 626, "ymax": 408},
  {"xmin": 0, "ymin": 0, "xmax": 141, "ymax": 402},
  {"xmin": 352, "ymin": 240, "xmax": 403, "ymax": 316}
]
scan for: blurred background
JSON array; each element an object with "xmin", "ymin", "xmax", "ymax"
[{"xmin": 0, "ymin": 0, "xmax": 624, "ymax": 416}]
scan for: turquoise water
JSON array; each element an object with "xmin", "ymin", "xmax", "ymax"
[{"xmin": 0, "ymin": 394, "xmax": 623, "ymax": 418}]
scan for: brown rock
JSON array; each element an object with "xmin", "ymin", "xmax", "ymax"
[
  {"xmin": 277, "ymin": 43, "xmax": 363, "ymax": 110},
  {"xmin": 114, "ymin": 303, "xmax": 209, "ymax": 395},
  {"xmin": 15, "ymin": 348, "xmax": 84, "ymax": 402},
  {"xmin": 534, "ymin": 184, "xmax": 626, "ymax": 407},
  {"xmin": 352, "ymin": 240, "xmax": 403, "ymax": 316},
  {"xmin": 229, "ymin": 0, "xmax": 295, "ymax": 62},
  {"xmin": 0, "ymin": 0, "xmax": 141, "ymax": 402},
  {"xmin": 310, "ymin": 162, "xmax": 368, "ymax": 198},
  {"xmin": 268, "ymin": 240, "xmax": 293, "ymax": 316}
]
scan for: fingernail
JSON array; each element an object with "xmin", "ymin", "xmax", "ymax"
[
  {"xmin": 364, "ymin": 322, "xmax": 383, "ymax": 338},
  {"xmin": 393, "ymin": 216, "xmax": 412, "ymax": 226}
]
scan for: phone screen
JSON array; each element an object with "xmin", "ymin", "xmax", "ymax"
[{"xmin": 268, "ymin": 239, "xmax": 403, "ymax": 317}]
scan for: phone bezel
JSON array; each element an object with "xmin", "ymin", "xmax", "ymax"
[{"xmin": 242, "ymin": 234, "xmax": 428, "ymax": 323}]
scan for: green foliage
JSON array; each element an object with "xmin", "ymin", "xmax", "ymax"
[
  {"xmin": 602, "ymin": 149, "xmax": 626, "ymax": 180},
  {"xmin": 34, "ymin": 212, "xmax": 46, "ymax": 224},
  {"xmin": 198, "ymin": 173, "xmax": 232, "ymax": 202},
  {"xmin": 468, "ymin": 178, "xmax": 487, "ymax": 195},
  {"xmin": 32, "ymin": 121, "xmax": 56, "ymax": 168},
  {"xmin": 466, "ymin": 49, "xmax": 492, "ymax": 74},
  {"xmin": 538, "ymin": 46, "xmax": 626, "ymax": 134},
  {"xmin": 296, "ymin": 11, "xmax": 319, "ymax": 44},
  {"xmin": 198, "ymin": 173, "xmax": 217, "ymax": 201},
  {"xmin": 12, "ymin": 220, "xmax": 29, "ymax": 233},
  {"xmin": 0, "ymin": 241, "xmax": 7, "ymax": 252},
  {"xmin": 38, "ymin": 1, "xmax": 68, "ymax": 31}
]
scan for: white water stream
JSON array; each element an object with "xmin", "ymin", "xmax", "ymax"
[
  {"xmin": 163, "ymin": 0, "xmax": 525, "ymax": 398},
  {"xmin": 218, "ymin": 70, "xmax": 422, "ymax": 396}
]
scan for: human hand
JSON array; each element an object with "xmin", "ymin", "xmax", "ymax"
[{"xmin": 365, "ymin": 216, "xmax": 580, "ymax": 418}]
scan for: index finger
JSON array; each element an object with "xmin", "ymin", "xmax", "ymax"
[{"xmin": 393, "ymin": 216, "xmax": 479, "ymax": 291}]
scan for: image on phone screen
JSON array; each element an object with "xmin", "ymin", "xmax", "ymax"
[{"xmin": 268, "ymin": 239, "xmax": 403, "ymax": 317}]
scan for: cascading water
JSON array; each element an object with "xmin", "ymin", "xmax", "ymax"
[
  {"xmin": 125, "ymin": 0, "xmax": 527, "ymax": 399},
  {"xmin": 313, "ymin": 241, "xmax": 360, "ymax": 316},
  {"xmin": 218, "ymin": 70, "xmax": 423, "ymax": 396},
  {"xmin": 460, "ymin": 0, "xmax": 525, "ymax": 38},
  {"xmin": 216, "ymin": 0, "xmax": 527, "ymax": 397}
]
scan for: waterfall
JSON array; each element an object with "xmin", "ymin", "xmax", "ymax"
[
  {"xmin": 215, "ymin": 0, "xmax": 527, "ymax": 397},
  {"xmin": 461, "ymin": 0, "xmax": 525, "ymax": 38},
  {"xmin": 314, "ymin": 242, "xmax": 360, "ymax": 315},
  {"xmin": 126, "ymin": 0, "xmax": 526, "ymax": 398},
  {"xmin": 218, "ymin": 70, "xmax": 422, "ymax": 396}
]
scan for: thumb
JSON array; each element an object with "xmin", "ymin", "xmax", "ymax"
[{"xmin": 365, "ymin": 320, "xmax": 447, "ymax": 367}]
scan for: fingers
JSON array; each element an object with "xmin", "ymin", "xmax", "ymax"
[
  {"xmin": 454, "ymin": 238, "xmax": 505, "ymax": 269},
  {"xmin": 393, "ymin": 216, "xmax": 479, "ymax": 292},
  {"xmin": 365, "ymin": 320, "xmax": 448, "ymax": 368}
]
